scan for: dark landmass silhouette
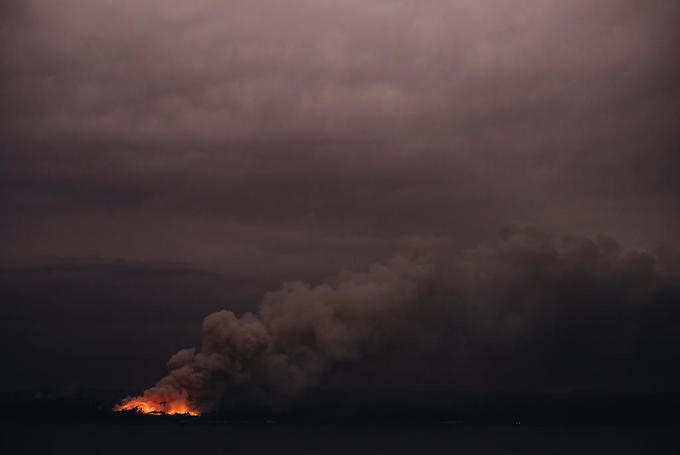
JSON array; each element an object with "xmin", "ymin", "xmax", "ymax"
[{"xmin": 3, "ymin": 387, "xmax": 680, "ymax": 427}]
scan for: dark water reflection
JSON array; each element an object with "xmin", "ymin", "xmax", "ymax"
[{"xmin": 3, "ymin": 423, "xmax": 674, "ymax": 454}]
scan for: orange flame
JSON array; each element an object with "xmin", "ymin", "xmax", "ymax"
[{"xmin": 114, "ymin": 397, "xmax": 200, "ymax": 416}]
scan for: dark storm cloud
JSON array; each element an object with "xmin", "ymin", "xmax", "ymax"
[{"xmin": 2, "ymin": 0, "xmax": 679, "ymax": 258}]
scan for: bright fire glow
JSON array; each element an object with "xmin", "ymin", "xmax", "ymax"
[{"xmin": 114, "ymin": 397, "xmax": 200, "ymax": 416}]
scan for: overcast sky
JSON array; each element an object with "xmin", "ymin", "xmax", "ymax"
[{"xmin": 1, "ymin": 0, "xmax": 679, "ymax": 391}]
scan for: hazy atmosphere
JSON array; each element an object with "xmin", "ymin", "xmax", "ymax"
[{"xmin": 1, "ymin": 0, "xmax": 679, "ymax": 415}]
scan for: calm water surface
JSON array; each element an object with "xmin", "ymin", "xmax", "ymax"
[{"xmin": 3, "ymin": 423, "xmax": 675, "ymax": 454}]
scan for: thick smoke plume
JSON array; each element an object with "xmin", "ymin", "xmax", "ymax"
[{"xmin": 116, "ymin": 227, "xmax": 680, "ymax": 413}]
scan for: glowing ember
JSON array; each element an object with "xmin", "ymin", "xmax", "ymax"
[{"xmin": 114, "ymin": 397, "xmax": 200, "ymax": 416}]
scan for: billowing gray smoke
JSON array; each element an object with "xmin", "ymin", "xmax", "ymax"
[{"xmin": 118, "ymin": 226, "xmax": 680, "ymax": 413}]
